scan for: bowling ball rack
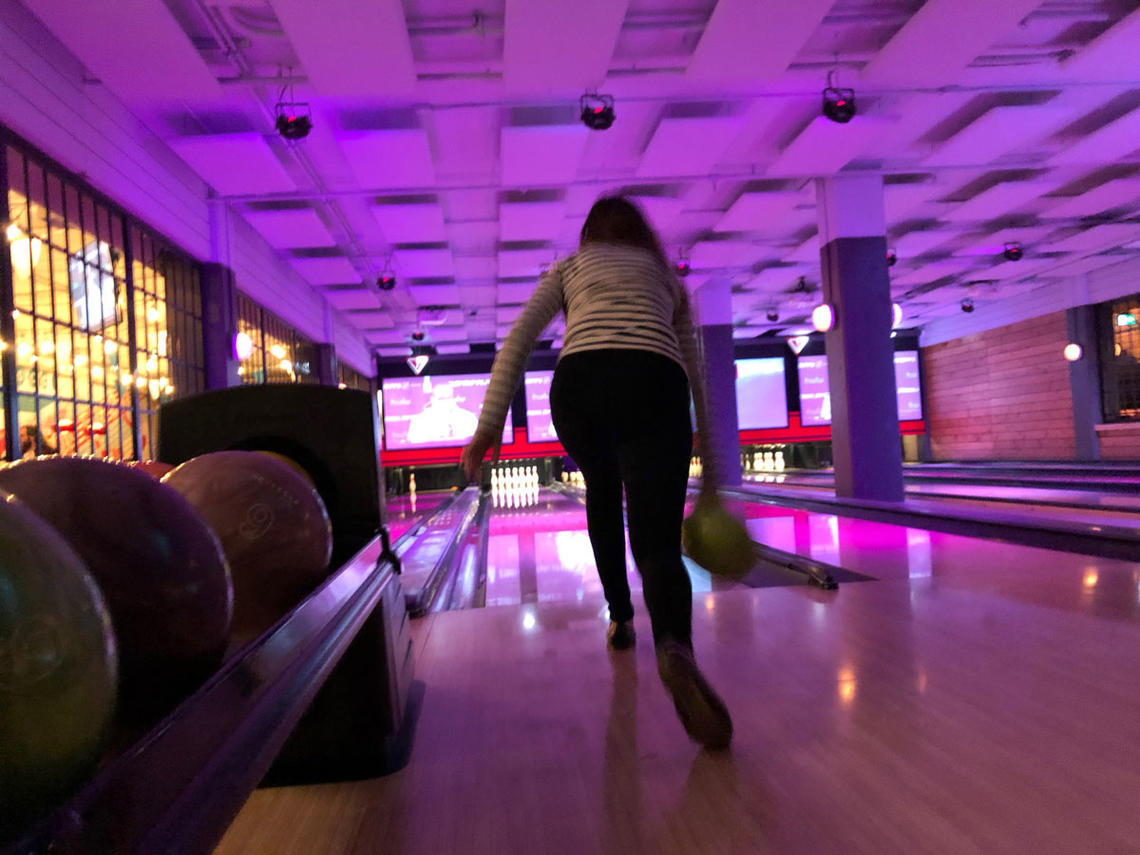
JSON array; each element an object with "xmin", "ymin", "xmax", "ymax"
[
  {"xmin": 401, "ymin": 487, "xmax": 482, "ymax": 617},
  {"xmin": 434, "ymin": 491, "xmax": 493, "ymax": 613},
  {"xmin": 6, "ymin": 532, "xmax": 414, "ymax": 855}
]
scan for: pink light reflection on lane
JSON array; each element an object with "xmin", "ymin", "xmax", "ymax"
[
  {"xmin": 385, "ymin": 490, "xmax": 450, "ymax": 540},
  {"xmin": 720, "ymin": 494, "xmax": 1140, "ymax": 620},
  {"xmin": 485, "ymin": 489, "xmax": 719, "ymax": 609},
  {"xmin": 484, "ymin": 533, "xmax": 520, "ymax": 607}
]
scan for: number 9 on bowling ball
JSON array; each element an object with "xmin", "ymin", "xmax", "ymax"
[{"xmin": 162, "ymin": 451, "xmax": 333, "ymax": 647}]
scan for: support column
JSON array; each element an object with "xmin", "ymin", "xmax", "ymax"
[
  {"xmin": 201, "ymin": 263, "xmax": 240, "ymax": 390},
  {"xmin": 694, "ymin": 280, "xmax": 742, "ymax": 487},
  {"xmin": 317, "ymin": 302, "xmax": 338, "ymax": 385},
  {"xmin": 816, "ymin": 175, "xmax": 903, "ymax": 502},
  {"xmin": 315, "ymin": 343, "xmax": 338, "ymax": 386},
  {"xmin": 1066, "ymin": 304, "xmax": 1101, "ymax": 461}
]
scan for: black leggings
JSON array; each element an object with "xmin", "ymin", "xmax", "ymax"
[{"xmin": 550, "ymin": 349, "xmax": 693, "ymax": 646}]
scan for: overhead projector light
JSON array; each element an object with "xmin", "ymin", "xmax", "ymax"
[
  {"xmin": 822, "ymin": 69, "xmax": 856, "ymax": 125},
  {"xmin": 274, "ymin": 101, "xmax": 312, "ymax": 141},
  {"xmin": 580, "ymin": 93, "xmax": 615, "ymax": 131}
]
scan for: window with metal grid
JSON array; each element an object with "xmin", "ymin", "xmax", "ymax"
[
  {"xmin": 1102, "ymin": 295, "xmax": 1140, "ymax": 422},
  {"xmin": 2, "ymin": 139, "xmax": 204, "ymax": 462},
  {"xmin": 234, "ymin": 293, "xmax": 317, "ymax": 386},
  {"xmin": 337, "ymin": 361, "xmax": 371, "ymax": 392}
]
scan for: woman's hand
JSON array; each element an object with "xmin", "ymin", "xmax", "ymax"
[{"xmin": 460, "ymin": 432, "xmax": 501, "ymax": 483}]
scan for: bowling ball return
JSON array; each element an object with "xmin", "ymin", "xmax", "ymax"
[{"xmin": 6, "ymin": 386, "xmax": 417, "ymax": 855}]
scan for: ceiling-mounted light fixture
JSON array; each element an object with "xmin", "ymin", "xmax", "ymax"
[
  {"xmin": 1063, "ymin": 343, "xmax": 1083, "ymax": 362},
  {"xmin": 377, "ymin": 253, "xmax": 398, "ymax": 291},
  {"xmin": 232, "ymin": 331, "xmax": 253, "ymax": 361},
  {"xmin": 674, "ymin": 249, "xmax": 691, "ymax": 278},
  {"xmin": 886, "ymin": 249, "xmax": 898, "ymax": 267},
  {"xmin": 1002, "ymin": 241, "xmax": 1024, "ymax": 262},
  {"xmin": 811, "ymin": 303, "xmax": 835, "ymax": 332},
  {"xmin": 579, "ymin": 92, "xmax": 615, "ymax": 131},
  {"xmin": 961, "ymin": 298, "xmax": 975, "ymax": 313},
  {"xmin": 822, "ymin": 70, "xmax": 856, "ymax": 124},
  {"xmin": 766, "ymin": 308, "xmax": 780, "ymax": 323},
  {"xmin": 273, "ymin": 72, "xmax": 312, "ymax": 141},
  {"xmin": 892, "ymin": 302, "xmax": 904, "ymax": 328}
]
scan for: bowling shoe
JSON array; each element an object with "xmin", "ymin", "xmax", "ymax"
[
  {"xmin": 656, "ymin": 639, "xmax": 733, "ymax": 750},
  {"xmin": 606, "ymin": 619, "xmax": 636, "ymax": 650}
]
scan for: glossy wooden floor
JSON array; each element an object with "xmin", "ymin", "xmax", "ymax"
[{"xmin": 216, "ymin": 542, "xmax": 1140, "ymax": 855}]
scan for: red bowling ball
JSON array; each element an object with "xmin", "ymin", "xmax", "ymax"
[{"xmin": 161, "ymin": 451, "xmax": 333, "ymax": 646}]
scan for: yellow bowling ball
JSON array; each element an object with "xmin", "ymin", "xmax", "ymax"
[{"xmin": 682, "ymin": 494, "xmax": 754, "ymax": 580}]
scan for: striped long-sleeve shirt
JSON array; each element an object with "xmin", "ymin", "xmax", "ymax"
[{"xmin": 476, "ymin": 243, "xmax": 712, "ymax": 465}]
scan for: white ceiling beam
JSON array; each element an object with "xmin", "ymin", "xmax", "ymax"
[
  {"xmin": 503, "ymin": 0, "xmax": 628, "ymax": 91},
  {"xmin": 1060, "ymin": 7, "xmax": 1140, "ymax": 81},
  {"xmin": 29, "ymin": 0, "xmax": 221, "ymax": 102},
  {"xmin": 687, "ymin": 0, "xmax": 832, "ymax": 81},
  {"xmin": 271, "ymin": 0, "xmax": 415, "ymax": 95},
  {"xmin": 923, "ymin": 107, "xmax": 1070, "ymax": 167},
  {"xmin": 768, "ymin": 116, "xmax": 895, "ymax": 177},
  {"xmin": 860, "ymin": 0, "xmax": 1040, "ymax": 87}
]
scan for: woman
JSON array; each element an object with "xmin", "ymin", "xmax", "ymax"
[{"xmin": 460, "ymin": 196, "xmax": 732, "ymax": 750}]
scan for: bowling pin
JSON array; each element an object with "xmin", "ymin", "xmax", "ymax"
[{"xmin": 775, "ymin": 450, "xmax": 785, "ymax": 472}]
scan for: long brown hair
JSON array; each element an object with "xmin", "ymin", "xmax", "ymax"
[{"xmin": 579, "ymin": 196, "xmax": 669, "ymax": 268}]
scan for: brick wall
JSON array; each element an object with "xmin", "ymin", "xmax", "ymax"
[
  {"xmin": 1096, "ymin": 424, "xmax": 1140, "ymax": 460},
  {"xmin": 922, "ymin": 312, "xmax": 1076, "ymax": 460}
]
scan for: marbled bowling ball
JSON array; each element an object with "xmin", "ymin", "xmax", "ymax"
[
  {"xmin": 0, "ymin": 456, "xmax": 232, "ymax": 714},
  {"xmin": 682, "ymin": 494, "xmax": 755, "ymax": 580},
  {"xmin": 161, "ymin": 451, "xmax": 333, "ymax": 646},
  {"xmin": 0, "ymin": 491, "xmax": 117, "ymax": 840}
]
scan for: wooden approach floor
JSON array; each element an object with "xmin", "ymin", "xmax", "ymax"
[{"xmin": 216, "ymin": 558, "xmax": 1140, "ymax": 855}]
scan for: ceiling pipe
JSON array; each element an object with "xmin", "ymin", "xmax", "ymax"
[{"xmin": 190, "ymin": 0, "xmax": 398, "ymax": 312}]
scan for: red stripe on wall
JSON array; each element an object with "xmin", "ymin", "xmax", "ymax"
[{"xmin": 380, "ymin": 417, "xmax": 928, "ymax": 467}]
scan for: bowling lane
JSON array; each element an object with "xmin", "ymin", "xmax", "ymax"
[
  {"xmin": 484, "ymin": 487, "xmax": 741, "ymax": 610},
  {"xmin": 721, "ymin": 495, "xmax": 1140, "ymax": 623},
  {"xmin": 385, "ymin": 490, "xmax": 453, "ymax": 541}
]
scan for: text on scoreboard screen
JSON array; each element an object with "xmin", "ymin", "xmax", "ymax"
[
  {"xmin": 381, "ymin": 373, "xmax": 512, "ymax": 450},
  {"xmin": 524, "ymin": 370, "xmax": 557, "ymax": 443},
  {"xmin": 797, "ymin": 352, "xmax": 923, "ymax": 427},
  {"xmin": 734, "ymin": 358, "xmax": 790, "ymax": 430}
]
